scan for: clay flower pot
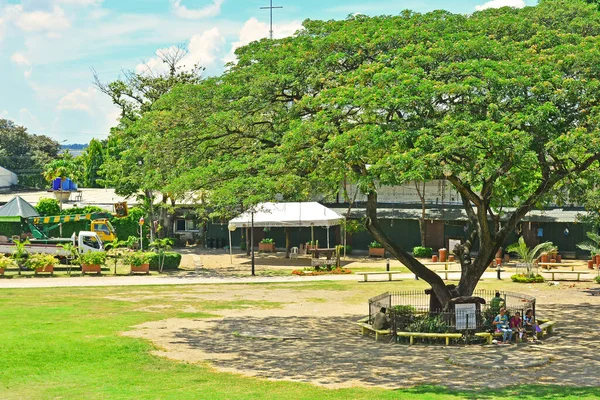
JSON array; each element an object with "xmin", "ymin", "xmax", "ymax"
[
  {"xmin": 131, "ymin": 263, "xmax": 150, "ymax": 274},
  {"xmin": 81, "ymin": 263, "xmax": 101, "ymax": 274}
]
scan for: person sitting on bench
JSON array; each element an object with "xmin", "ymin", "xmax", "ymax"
[
  {"xmin": 372, "ymin": 307, "xmax": 391, "ymax": 330},
  {"xmin": 493, "ymin": 307, "xmax": 513, "ymax": 343},
  {"xmin": 523, "ymin": 309, "xmax": 538, "ymax": 340}
]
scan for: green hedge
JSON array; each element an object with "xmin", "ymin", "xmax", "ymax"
[
  {"xmin": 510, "ymin": 274, "xmax": 544, "ymax": 283},
  {"xmin": 413, "ymin": 246, "xmax": 433, "ymax": 257},
  {"xmin": 147, "ymin": 252, "xmax": 182, "ymax": 271}
]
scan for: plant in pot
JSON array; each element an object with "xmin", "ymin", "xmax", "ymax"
[
  {"xmin": 369, "ymin": 241, "xmax": 385, "ymax": 257},
  {"xmin": 26, "ymin": 253, "xmax": 57, "ymax": 275},
  {"xmin": 259, "ymin": 238, "xmax": 275, "ymax": 252},
  {"xmin": 577, "ymin": 232, "xmax": 600, "ymax": 267},
  {"xmin": 11, "ymin": 239, "xmax": 29, "ymax": 275},
  {"xmin": 79, "ymin": 251, "xmax": 107, "ymax": 275},
  {"xmin": 123, "ymin": 251, "xmax": 151, "ymax": 274},
  {"xmin": 0, "ymin": 254, "xmax": 16, "ymax": 276}
]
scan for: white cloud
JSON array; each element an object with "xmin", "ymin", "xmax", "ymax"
[
  {"xmin": 56, "ymin": 0, "xmax": 103, "ymax": 5},
  {"xmin": 57, "ymin": 87, "xmax": 99, "ymax": 113},
  {"xmin": 19, "ymin": 108, "xmax": 45, "ymax": 131},
  {"xmin": 170, "ymin": 0, "xmax": 224, "ymax": 20},
  {"xmin": 11, "ymin": 53, "xmax": 30, "ymax": 66},
  {"xmin": 5, "ymin": 4, "xmax": 71, "ymax": 33},
  {"xmin": 24, "ymin": 69, "xmax": 33, "ymax": 79},
  {"xmin": 136, "ymin": 28, "xmax": 225, "ymax": 74},
  {"xmin": 224, "ymin": 17, "xmax": 302, "ymax": 64},
  {"xmin": 0, "ymin": 17, "xmax": 4, "ymax": 43},
  {"xmin": 475, "ymin": 0, "xmax": 525, "ymax": 11},
  {"xmin": 54, "ymin": 87, "xmax": 120, "ymax": 141},
  {"xmin": 0, "ymin": 110, "xmax": 9, "ymax": 119}
]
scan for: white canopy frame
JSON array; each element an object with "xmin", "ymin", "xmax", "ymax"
[{"xmin": 227, "ymin": 202, "xmax": 345, "ymax": 263}]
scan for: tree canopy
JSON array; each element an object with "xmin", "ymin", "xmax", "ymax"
[
  {"xmin": 100, "ymin": 0, "xmax": 600, "ymax": 305},
  {"xmin": 0, "ymin": 119, "xmax": 60, "ymax": 188}
]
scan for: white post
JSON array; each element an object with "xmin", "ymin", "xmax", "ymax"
[
  {"xmin": 228, "ymin": 229, "xmax": 233, "ymax": 264},
  {"xmin": 327, "ymin": 226, "xmax": 330, "ymax": 248}
]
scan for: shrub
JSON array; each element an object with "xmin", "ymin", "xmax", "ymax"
[
  {"xmin": 407, "ymin": 314, "xmax": 449, "ymax": 333},
  {"xmin": 369, "ymin": 240, "xmax": 383, "ymax": 248},
  {"xmin": 147, "ymin": 252, "xmax": 181, "ymax": 271},
  {"xmin": 413, "ymin": 246, "xmax": 433, "ymax": 257},
  {"xmin": 80, "ymin": 251, "xmax": 107, "ymax": 266},
  {"xmin": 25, "ymin": 254, "xmax": 58, "ymax": 270},
  {"xmin": 260, "ymin": 238, "xmax": 274, "ymax": 244},
  {"xmin": 0, "ymin": 255, "xmax": 16, "ymax": 269},
  {"xmin": 511, "ymin": 273, "xmax": 544, "ymax": 283},
  {"xmin": 595, "ymin": 275, "xmax": 600, "ymax": 284},
  {"xmin": 35, "ymin": 198, "xmax": 60, "ymax": 216},
  {"xmin": 123, "ymin": 251, "xmax": 150, "ymax": 267},
  {"xmin": 291, "ymin": 267, "xmax": 351, "ymax": 276}
]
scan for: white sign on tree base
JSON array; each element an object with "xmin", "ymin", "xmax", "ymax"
[{"xmin": 455, "ymin": 303, "xmax": 476, "ymax": 330}]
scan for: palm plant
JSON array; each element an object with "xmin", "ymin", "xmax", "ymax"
[
  {"xmin": 58, "ymin": 242, "xmax": 80, "ymax": 275},
  {"xmin": 506, "ymin": 237, "xmax": 554, "ymax": 277},
  {"xmin": 11, "ymin": 239, "xmax": 29, "ymax": 275},
  {"xmin": 149, "ymin": 238, "xmax": 173, "ymax": 273},
  {"xmin": 576, "ymin": 232, "xmax": 600, "ymax": 257}
]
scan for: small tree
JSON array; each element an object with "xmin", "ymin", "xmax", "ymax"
[
  {"xmin": 58, "ymin": 242, "xmax": 80, "ymax": 275},
  {"xmin": 577, "ymin": 232, "xmax": 600, "ymax": 258},
  {"xmin": 149, "ymin": 238, "xmax": 173, "ymax": 273},
  {"xmin": 506, "ymin": 237, "xmax": 554, "ymax": 277}
]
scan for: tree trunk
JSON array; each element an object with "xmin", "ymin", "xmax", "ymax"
[
  {"xmin": 245, "ymin": 227, "xmax": 250, "ymax": 256},
  {"xmin": 414, "ymin": 181, "xmax": 427, "ymax": 247},
  {"xmin": 285, "ymin": 227, "xmax": 291, "ymax": 258},
  {"xmin": 365, "ymin": 190, "xmax": 452, "ymax": 306}
]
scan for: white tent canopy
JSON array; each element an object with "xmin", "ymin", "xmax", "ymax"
[{"xmin": 228, "ymin": 202, "xmax": 344, "ymax": 229}]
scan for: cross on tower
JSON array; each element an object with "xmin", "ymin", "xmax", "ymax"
[{"xmin": 260, "ymin": 0, "xmax": 283, "ymax": 40}]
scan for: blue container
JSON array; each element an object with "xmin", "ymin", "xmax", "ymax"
[
  {"xmin": 53, "ymin": 178, "xmax": 61, "ymax": 190},
  {"xmin": 61, "ymin": 178, "xmax": 71, "ymax": 190},
  {"xmin": 69, "ymin": 179, "xmax": 75, "ymax": 190}
]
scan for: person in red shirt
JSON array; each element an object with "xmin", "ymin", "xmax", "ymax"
[{"xmin": 510, "ymin": 311, "xmax": 524, "ymax": 341}]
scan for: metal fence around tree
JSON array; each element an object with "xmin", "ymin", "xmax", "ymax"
[{"xmin": 368, "ymin": 290, "xmax": 536, "ymax": 343}]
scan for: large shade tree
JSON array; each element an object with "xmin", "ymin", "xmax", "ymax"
[{"xmin": 118, "ymin": 0, "xmax": 600, "ymax": 306}]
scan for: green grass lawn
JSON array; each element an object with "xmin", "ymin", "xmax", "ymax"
[{"xmin": 0, "ymin": 283, "xmax": 598, "ymax": 399}]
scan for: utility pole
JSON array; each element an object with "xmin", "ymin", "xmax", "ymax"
[{"xmin": 260, "ymin": 0, "xmax": 283, "ymax": 39}]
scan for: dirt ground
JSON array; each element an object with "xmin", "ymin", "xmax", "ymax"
[{"xmin": 125, "ymin": 251, "xmax": 600, "ymax": 390}]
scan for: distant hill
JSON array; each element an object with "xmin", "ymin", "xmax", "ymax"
[
  {"xmin": 60, "ymin": 144, "xmax": 88, "ymax": 150},
  {"xmin": 60, "ymin": 144, "xmax": 88, "ymax": 157}
]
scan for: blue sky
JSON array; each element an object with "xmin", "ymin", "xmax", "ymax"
[{"xmin": 0, "ymin": 0, "xmax": 538, "ymax": 144}]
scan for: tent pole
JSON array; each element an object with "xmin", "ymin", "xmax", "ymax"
[
  {"xmin": 327, "ymin": 226, "xmax": 330, "ymax": 248},
  {"xmin": 344, "ymin": 225, "xmax": 347, "ymax": 259},
  {"xmin": 311, "ymin": 225, "xmax": 314, "ymax": 246},
  {"xmin": 229, "ymin": 229, "xmax": 233, "ymax": 264}
]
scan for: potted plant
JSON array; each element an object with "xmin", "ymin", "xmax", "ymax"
[
  {"xmin": 369, "ymin": 241, "xmax": 385, "ymax": 257},
  {"xmin": 0, "ymin": 255, "xmax": 15, "ymax": 276},
  {"xmin": 259, "ymin": 238, "xmax": 275, "ymax": 252},
  {"xmin": 577, "ymin": 232, "xmax": 600, "ymax": 267},
  {"xmin": 79, "ymin": 251, "xmax": 107, "ymax": 275},
  {"xmin": 123, "ymin": 251, "xmax": 151, "ymax": 274},
  {"xmin": 11, "ymin": 239, "xmax": 29, "ymax": 275},
  {"xmin": 26, "ymin": 253, "xmax": 57, "ymax": 275}
]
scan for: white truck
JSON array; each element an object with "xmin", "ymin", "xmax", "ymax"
[{"xmin": 0, "ymin": 231, "xmax": 105, "ymax": 258}]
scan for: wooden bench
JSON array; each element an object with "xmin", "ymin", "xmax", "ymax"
[
  {"xmin": 357, "ymin": 322, "xmax": 391, "ymax": 341},
  {"xmin": 538, "ymin": 320, "xmax": 556, "ymax": 338},
  {"xmin": 544, "ymin": 270, "xmax": 590, "ymax": 281},
  {"xmin": 396, "ymin": 331, "xmax": 462, "ymax": 346},
  {"xmin": 355, "ymin": 271, "xmax": 403, "ymax": 282},
  {"xmin": 475, "ymin": 331, "xmax": 523, "ymax": 344},
  {"xmin": 539, "ymin": 262, "xmax": 581, "ymax": 271},
  {"xmin": 434, "ymin": 269, "xmax": 462, "ymax": 280}
]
